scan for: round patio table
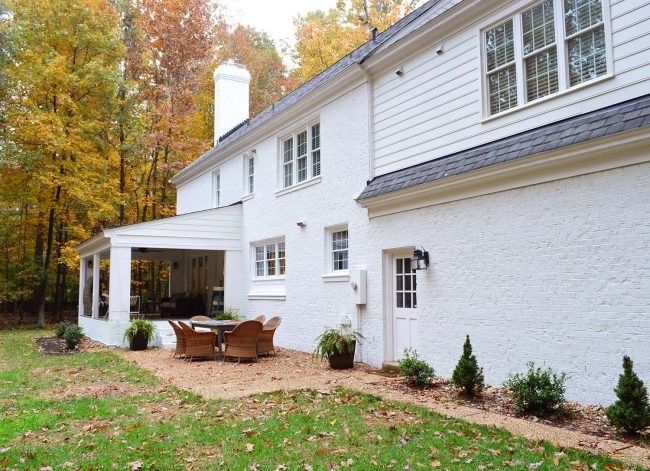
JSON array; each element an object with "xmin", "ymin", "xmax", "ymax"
[{"xmin": 190, "ymin": 320, "xmax": 240, "ymax": 357}]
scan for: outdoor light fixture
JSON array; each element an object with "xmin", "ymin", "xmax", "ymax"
[
  {"xmin": 410, "ymin": 246, "xmax": 430, "ymax": 271},
  {"xmin": 172, "ymin": 262, "xmax": 179, "ymax": 270},
  {"xmin": 87, "ymin": 259, "xmax": 93, "ymax": 268}
]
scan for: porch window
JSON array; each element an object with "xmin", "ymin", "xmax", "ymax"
[
  {"xmin": 281, "ymin": 121, "xmax": 321, "ymax": 189},
  {"xmin": 254, "ymin": 239, "xmax": 286, "ymax": 278},
  {"xmin": 482, "ymin": 0, "xmax": 610, "ymax": 117}
]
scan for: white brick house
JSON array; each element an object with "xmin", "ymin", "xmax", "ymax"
[{"xmin": 76, "ymin": 0, "xmax": 650, "ymax": 404}]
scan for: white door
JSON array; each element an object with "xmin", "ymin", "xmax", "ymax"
[{"xmin": 393, "ymin": 255, "xmax": 417, "ymax": 360}]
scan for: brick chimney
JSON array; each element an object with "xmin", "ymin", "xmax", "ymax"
[{"xmin": 213, "ymin": 60, "xmax": 251, "ymax": 146}]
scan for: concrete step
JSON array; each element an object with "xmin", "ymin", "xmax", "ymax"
[{"xmin": 382, "ymin": 361, "xmax": 400, "ymax": 373}]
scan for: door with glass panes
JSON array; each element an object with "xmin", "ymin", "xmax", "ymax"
[{"xmin": 393, "ymin": 254, "xmax": 417, "ymax": 360}]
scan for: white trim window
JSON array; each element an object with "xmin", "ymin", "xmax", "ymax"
[
  {"xmin": 212, "ymin": 170, "xmax": 221, "ymax": 208},
  {"xmin": 328, "ymin": 227, "xmax": 349, "ymax": 272},
  {"xmin": 281, "ymin": 122, "xmax": 321, "ymax": 188},
  {"xmin": 483, "ymin": 0, "xmax": 610, "ymax": 116},
  {"xmin": 254, "ymin": 240, "xmax": 286, "ymax": 278},
  {"xmin": 246, "ymin": 152, "xmax": 255, "ymax": 194}
]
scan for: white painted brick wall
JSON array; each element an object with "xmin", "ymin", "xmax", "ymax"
[{"xmin": 364, "ymin": 162, "xmax": 650, "ymax": 405}]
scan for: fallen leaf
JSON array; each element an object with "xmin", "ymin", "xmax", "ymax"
[
  {"xmin": 431, "ymin": 460, "xmax": 441, "ymax": 468},
  {"xmin": 246, "ymin": 443, "xmax": 254, "ymax": 453}
]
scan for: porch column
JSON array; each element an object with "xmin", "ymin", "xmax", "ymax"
[
  {"xmin": 78, "ymin": 257, "xmax": 87, "ymax": 317},
  {"xmin": 91, "ymin": 253, "xmax": 100, "ymax": 318},
  {"xmin": 108, "ymin": 246, "xmax": 131, "ymax": 322},
  {"xmin": 224, "ymin": 250, "xmax": 241, "ymax": 310}
]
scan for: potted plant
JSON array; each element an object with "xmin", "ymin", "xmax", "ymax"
[
  {"xmin": 215, "ymin": 307, "xmax": 242, "ymax": 321},
  {"xmin": 124, "ymin": 318, "xmax": 156, "ymax": 351},
  {"xmin": 313, "ymin": 328, "xmax": 364, "ymax": 369}
]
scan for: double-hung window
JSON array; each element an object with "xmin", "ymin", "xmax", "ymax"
[
  {"xmin": 483, "ymin": 0, "xmax": 609, "ymax": 117},
  {"xmin": 331, "ymin": 229, "xmax": 349, "ymax": 272},
  {"xmin": 281, "ymin": 122, "xmax": 321, "ymax": 188},
  {"xmin": 254, "ymin": 240, "xmax": 286, "ymax": 278},
  {"xmin": 245, "ymin": 152, "xmax": 255, "ymax": 194},
  {"xmin": 212, "ymin": 170, "xmax": 221, "ymax": 207}
]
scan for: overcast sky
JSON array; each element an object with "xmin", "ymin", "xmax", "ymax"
[{"xmin": 219, "ymin": 0, "xmax": 337, "ymax": 62}]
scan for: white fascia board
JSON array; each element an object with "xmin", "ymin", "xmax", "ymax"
[
  {"xmin": 172, "ymin": 68, "xmax": 368, "ymax": 187},
  {"xmin": 360, "ymin": 128, "xmax": 650, "ymax": 218},
  {"xmin": 75, "ymin": 232, "xmax": 111, "ymax": 257},
  {"xmin": 111, "ymin": 234, "xmax": 241, "ymax": 251}
]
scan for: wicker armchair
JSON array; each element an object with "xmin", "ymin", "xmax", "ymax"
[
  {"xmin": 254, "ymin": 315, "xmax": 266, "ymax": 323},
  {"xmin": 168, "ymin": 320, "xmax": 186, "ymax": 359},
  {"xmin": 223, "ymin": 320, "xmax": 263, "ymax": 363},
  {"xmin": 258, "ymin": 317, "xmax": 281, "ymax": 355},
  {"xmin": 178, "ymin": 321, "xmax": 217, "ymax": 362}
]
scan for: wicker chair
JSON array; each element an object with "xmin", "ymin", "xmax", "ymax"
[
  {"xmin": 254, "ymin": 315, "xmax": 266, "ymax": 323},
  {"xmin": 178, "ymin": 321, "xmax": 217, "ymax": 362},
  {"xmin": 223, "ymin": 320, "xmax": 263, "ymax": 363},
  {"xmin": 168, "ymin": 320, "xmax": 187, "ymax": 359},
  {"xmin": 258, "ymin": 317, "xmax": 281, "ymax": 356}
]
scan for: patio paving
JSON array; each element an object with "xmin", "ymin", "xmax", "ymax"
[{"xmin": 118, "ymin": 347, "xmax": 650, "ymax": 468}]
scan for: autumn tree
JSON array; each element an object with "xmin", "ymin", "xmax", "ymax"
[
  {"xmin": 1, "ymin": 0, "xmax": 122, "ymax": 324},
  {"xmin": 292, "ymin": 0, "xmax": 421, "ymax": 82}
]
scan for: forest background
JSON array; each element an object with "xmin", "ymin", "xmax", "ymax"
[{"xmin": 0, "ymin": 0, "xmax": 419, "ymax": 324}]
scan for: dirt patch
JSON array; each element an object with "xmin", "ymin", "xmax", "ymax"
[{"xmin": 42, "ymin": 381, "xmax": 165, "ymax": 400}]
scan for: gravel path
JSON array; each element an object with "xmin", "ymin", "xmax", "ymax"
[{"xmin": 119, "ymin": 347, "xmax": 650, "ymax": 469}]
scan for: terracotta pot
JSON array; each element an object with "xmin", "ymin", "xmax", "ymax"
[
  {"xmin": 130, "ymin": 331, "xmax": 148, "ymax": 351},
  {"xmin": 328, "ymin": 342, "xmax": 356, "ymax": 369}
]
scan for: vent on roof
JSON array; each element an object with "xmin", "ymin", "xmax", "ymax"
[{"xmin": 216, "ymin": 119, "xmax": 249, "ymax": 145}]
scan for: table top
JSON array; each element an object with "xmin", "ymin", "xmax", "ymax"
[{"xmin": 190, "ymin": 320, "xmax": 240, "ymax": 329}]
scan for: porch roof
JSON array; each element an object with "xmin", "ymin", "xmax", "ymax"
[{"xmin": 75, "ymin": 204, "xmax": 242, "ymax": 257}]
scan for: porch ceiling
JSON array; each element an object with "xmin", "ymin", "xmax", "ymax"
[{"xmin": 75, "ymin": 204, "xmax": 242, "ymax": 257}]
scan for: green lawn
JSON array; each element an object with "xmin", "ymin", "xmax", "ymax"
[{"xmin": 0, "ymin": 329, "xmax": 641, "ymax": 470}]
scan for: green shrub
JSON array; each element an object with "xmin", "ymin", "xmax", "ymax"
[
  {"xmin": 55, "ymin": 320, "xmax": 71, "ymax": 339},
  {"xmin": 504, "ymin": 362, "xmax": 567, "ymax": 416},
  {"xmin": 64, "ymin": 325, "xmax": 84, "ymax": 350},
  {"xmin": 451, "ymin": 335, "xmax": 485, "ymax": 397},
  {"xmin": 124, "ymin": 318, "xmax": 156, "ymax": 343},
  {"xmin": 606, "ymin": 355, "xmax": 650, "ymax": 434},
  {"xmin": 398, "ymin": 348, "xmax": 434, "ymax": 388},
  {"xmin": 215, "ymin": 307, "xmax": 242, "ymax": 321},
  {"xmin": 312, "ymin": 328, "xmax": 363, "ymax": 360}
]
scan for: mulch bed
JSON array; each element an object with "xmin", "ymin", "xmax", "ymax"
[
  {"xmin": 33, "ymin": 336, "xmax": 108, "ymax": 355},
  {"xmin": 389, "ymin": 377, "xmax": 649, "ymax": 449}
]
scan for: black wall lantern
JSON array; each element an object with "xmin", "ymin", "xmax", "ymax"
[{"xmin": 410, "ymin": 246, "xmax": 430, "ymax": 271}]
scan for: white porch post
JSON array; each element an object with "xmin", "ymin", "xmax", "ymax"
[
  {"xmin": 224, "ymin": 250, "xmax": 241, "ymax": 310},
  {"xmin": 108, "ymin": 246, "xmax": 132, "ymax": 321},
  {"xmin": 78, "ymin": 257, "xmax": 87, "ymax": 317},
  {"xmin": 91, "ymin": 253, "xmax": 100, "ymax": 318}
]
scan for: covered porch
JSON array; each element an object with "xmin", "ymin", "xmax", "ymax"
[{"xmin": 75, "ymin": 205, "xmax": 242, "ymax": 347}]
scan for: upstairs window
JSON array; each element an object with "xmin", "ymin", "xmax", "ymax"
[
  {"xmin": 212, "ymin": 170, "xmax": 221, "ymax": 207},
  {"xmin": 246, "ymin": 152, "xmax": 255, "ymax": 194},
  {"xmin": 254, "ymin": 239, "xmax": 286, "ymax": 278},
  {"xmin": 483, "ymin": 0, "xmax": 609, "ymax": 117},
  {"xmin": 281, "ymin": 122, "xmax": 320, "ymax": 188}
]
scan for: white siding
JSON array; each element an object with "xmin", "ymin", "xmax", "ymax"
[{"xmin": 372, "ymin": 0, "xmax": 650, "ymax": 175}]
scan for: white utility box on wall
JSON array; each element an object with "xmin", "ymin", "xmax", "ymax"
[{"xmin": 350, "ymin": 269, "xmax": 367, "ymax": 305}]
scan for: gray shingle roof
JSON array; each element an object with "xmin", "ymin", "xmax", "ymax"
[
  {"xmin": 177, "ymin": 0, "xmax": 447, "ymax": 178},
  {"xmin": 357, "ymin": 93, "xmax": 650, "ymax": 201}
]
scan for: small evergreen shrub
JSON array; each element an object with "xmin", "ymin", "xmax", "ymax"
[
  {"xmin": 64, "ymin": 325, "xmax": 84, "ymax": 350},
  {"xmin": 55, "ymin": 320, "xmax": 71, "ymax": 339},
  {"xmin": 606, "ymin": 355, "xmax": 650, "ymax": 434},
  {"xmin": 504, "ymin": 362, "xmax": 567, "ymax": 416},
  {"xmin": 398, "ymin": 348, "xmax": 434, "ymax": 388},
  {"xmin": 451, "ymin": 335, "xmax": 485, "ymax": 397}
]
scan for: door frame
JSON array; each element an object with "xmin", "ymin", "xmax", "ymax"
[{"xmin": 382, "ymin": 246, "xmax": 415, "ymax": 363}]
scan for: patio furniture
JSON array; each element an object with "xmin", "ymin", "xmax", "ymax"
[
  {"xmin": 254, "ymin": 315, "xmax": 266, "ymax": 323},
  {"xmin": 190, "ymin": 319, "xmax": 240, "ymax": 357},
  {"xmin": 178, "ymin": 321, "xmax": 217, "ymax": 362},
  {"xmin": 223, "ymin": 320, "xmax": 263, "ymax": 363},
  {"xmin": 168, "ymin": 321, "xmax": 186, "ymax": 358},
  {"xmin": 258, "ymin": 316, "xmax": 281, "ymax": 356},
  {"xmin": 190, "ymin": 315, "xmax": 212, "ymax": 322}
]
